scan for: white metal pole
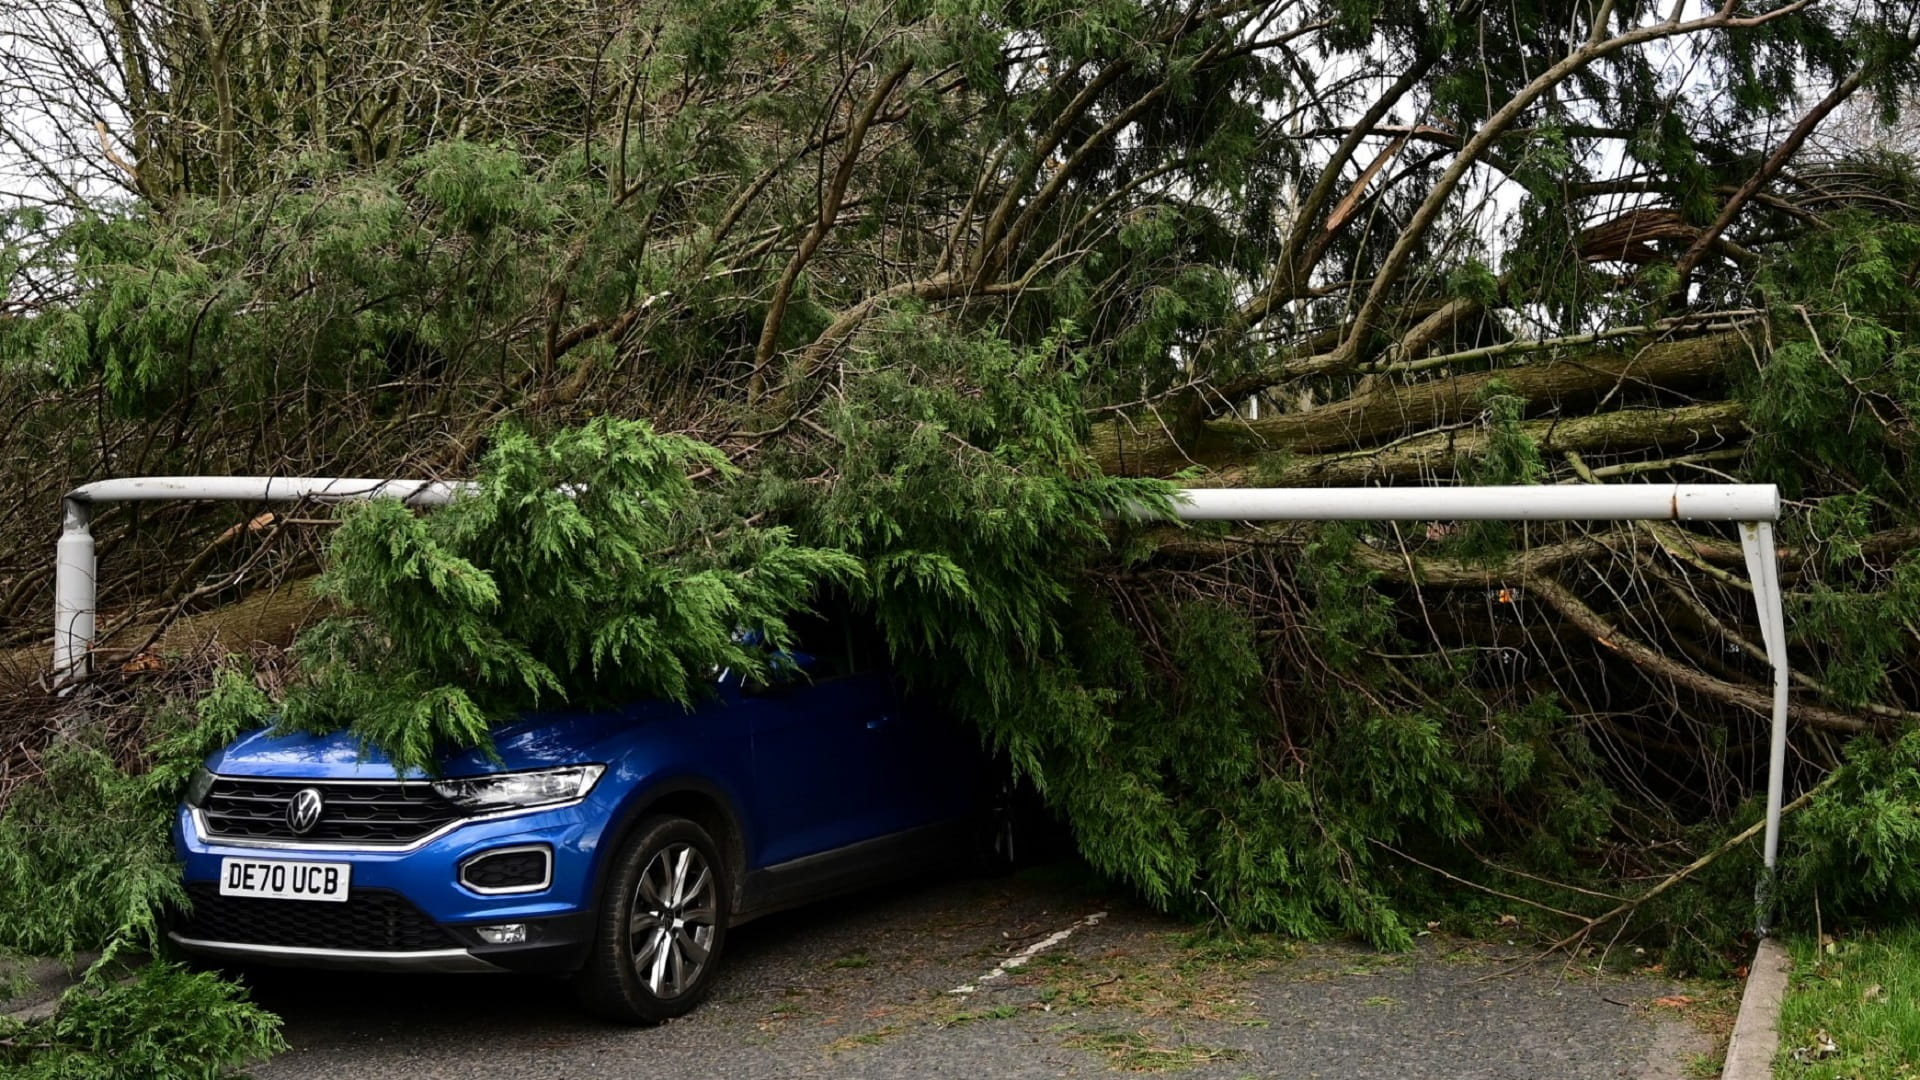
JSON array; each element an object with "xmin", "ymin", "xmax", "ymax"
[
  {"xmin": 51, "ymin": 477, "xmax": 472, "ymax": 687},
  {"xmin": 65, "ymin": 476, "xmax": 470, "ymax": 507},
  {"xmin": 1164, "ymin": 484, "xmax": 1779, "ymax": 522},
  {"xmin": 1740, "ymin": 519, "xmax": 1792, "ymax": 933},
  {"xmin": 53, "ymin": 498, "xmax": 97, "ymax": 684},
  {"xmin": 48, "ymin": 475, "xmax": 1796, "ymax": 936}
]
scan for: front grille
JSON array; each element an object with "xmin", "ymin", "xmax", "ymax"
[
  {"xmin": 460, "ymin": 847, "xmax": 550, "ymax": 891},
  {"xmin": 200, "ymin": 777, "xmax": 466, "ymax": 845},
  {"xmin": 178, "ymin": 883, "xmax": 456, "ymax": 951}
]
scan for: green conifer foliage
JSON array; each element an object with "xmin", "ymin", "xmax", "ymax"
[
  {"xmin": 0, "ymin": 964, "xmax": 285, "ymax": 1080},
  {"xmin": 0, "ymin": 668, "xmax": 282, "ymax": 1078},
  {"xmin": 278, "ymin": 418, "xmax": 861, "ymax": 772}
]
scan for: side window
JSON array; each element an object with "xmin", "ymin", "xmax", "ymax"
[{"xmin": 781, "ymin": 590, "xmax": 886, "ymax": 682}]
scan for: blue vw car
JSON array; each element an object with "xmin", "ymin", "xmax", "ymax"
[{"xmin": 169, "ymin": 616, "xmax": 993, "ymax": 1023}]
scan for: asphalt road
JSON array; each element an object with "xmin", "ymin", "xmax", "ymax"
[{"xmin": 241, "ymin": 871, "xmax": 1713, "ymax": 1079}]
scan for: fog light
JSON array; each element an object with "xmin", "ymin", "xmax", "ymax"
[
  {"xmin": 458, "ymin": 845, "xmax": 552, "ymax": 894},
  {"xmin": 475, "ymin": 923, "xmax": 527, "ymax": 945}
]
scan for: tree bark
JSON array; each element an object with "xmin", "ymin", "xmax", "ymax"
[
  {"xmin": 0, "ymin": 582, "xmax": 328, "ymax": 693},
  {"xmin": 1091, "ymin": 332, "xmax": 1747, "ymax": 477},
  {"xmin": 1196, "ymin": 401, "xmax": 1747, "ymax": 487}
]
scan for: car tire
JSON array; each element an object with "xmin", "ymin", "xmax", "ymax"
[
  {"xmin": 976, "ymin": 774, "xmax": 1026, "ymax": 876},
  {"xmin": 975, "ymin": 768, "xmax": 1075, "ymax": 876},
  {"xmin": 574, "ymin": 815, "xmax": 730, "ymax": 1024}
]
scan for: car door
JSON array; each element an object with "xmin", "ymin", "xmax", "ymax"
[
  {"xmin": 740, "ymin": 615, "xmax": 902, "ymax": 866},
  {"xmin": 832, "ymin": 618, "xmax": 978, "ymax": 835}
]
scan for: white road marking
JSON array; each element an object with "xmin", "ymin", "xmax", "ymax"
[{"xmin": 948, "ymin": 910, "xmax": 1107, "ymax": 995}]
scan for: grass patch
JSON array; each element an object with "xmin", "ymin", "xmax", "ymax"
[
  {"xmin": 1060, "ymin": 1027, "xmax": 1241, "ymax": 1073},
  {"xmin": 1022, "ymin": 931, "xmax": 1290, "ymax": 1023},
  {"xmin": 940, "ymin": 1004, "xmax": 1022, "ymax": 1027},
  {"xmin": 1177, "ymin": 930, "xmax": 1298, "ymax": 968},
  {"xmin": 1777, "ymin": 923, "xmax": 1920, "ymax": 1078},
  {"xmin": 829, "ymin": 951, "xmax": 874, "ymax": 970},
  {"xmin": 825, "ymin": 1025, "xmax": 903, "ymax": 1051},
  {"xmin": 1683, "ymin": 1052, "xmax": 1725, "ymax": 1079}
]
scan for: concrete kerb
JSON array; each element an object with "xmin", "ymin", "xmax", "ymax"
[{"xmin": 1721, "ymin": 937, "xmax": 1792, "ymax": 1080}]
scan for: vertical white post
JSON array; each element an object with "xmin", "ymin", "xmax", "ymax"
[
  {"xmin": 1739, "ymin": 519, "xmax": 1790, "ymax": 933},
  {"xmin": 53, "ymin": 497, "xmax": 97, "ymax": 687},
  {"xmin": 50, "ymin": 477, "xmax": 475, "ymax": 690}
]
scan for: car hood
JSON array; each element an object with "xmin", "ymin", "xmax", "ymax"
[{"xmin": 206, "ymin": 699, "xmax": 693, "ymax": 780}]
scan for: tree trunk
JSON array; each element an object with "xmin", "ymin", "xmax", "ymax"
[
  {"xmin": 0, "ymin": 582, "xmax": 327, "ymax": 693},
  {"xmin": 1199, "ymin": 401, "xmax": 1748, "ymax": 487},
  {"xmin": 1092, "ymin": 333, "xmax": 1747, "ymax": 476}
]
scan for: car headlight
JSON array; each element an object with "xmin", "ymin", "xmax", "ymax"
[
  {"xmin": 185, "ymin": 766, "xmax": 216, "ymax": 808},
  {"xmin": 431, "ymin": 765, "xmax": 604, "ymax": 812}
]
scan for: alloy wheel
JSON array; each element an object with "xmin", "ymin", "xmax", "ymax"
[{"xmin": 627, "ymin": 841, "xmax": 718, "ymax": 999}]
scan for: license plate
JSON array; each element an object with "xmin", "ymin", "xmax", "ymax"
[{"xmin": 217, "ymin": 857, "xmax": 351, "ymax": 902}]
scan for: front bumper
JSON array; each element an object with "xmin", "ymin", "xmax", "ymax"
[
  {"xmin": 171, "ymin": 800, "xmax": 609, "ymax": 974},
  {"xmin": 167, "ymin": 908, "xmax": 598, "ymax": 974},
  {"xmin": 165, "ymin": 934, "xmax": 507, "ymax": 973}
]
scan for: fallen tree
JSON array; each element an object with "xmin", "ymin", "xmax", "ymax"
[
  {"xmin": 4, "ymin": 0, "xmax": 1920, "ymax": 1070},
  {"xmin": 1093, "ymin": 335, "xmax": 1753, "ymax": 476},
  {"xmin": 1213, "ymin": 401, "xmax": 1750, "ymax": 487}
]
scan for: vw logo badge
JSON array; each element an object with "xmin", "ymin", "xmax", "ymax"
[{"xmin": 286, "ymin": 788, "xmax": 325, "ymax": 835}]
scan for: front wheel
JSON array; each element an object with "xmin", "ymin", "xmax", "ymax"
[{"xmin": 574, "ymin": 815, "xmax": 729, "ymax": 1024}]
